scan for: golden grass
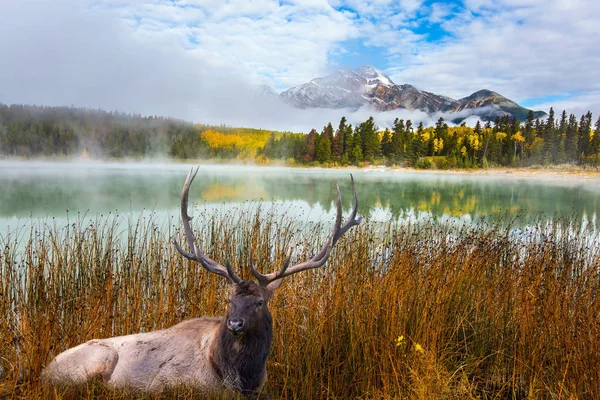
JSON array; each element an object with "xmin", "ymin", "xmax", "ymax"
[{"xmin": 0, "ymin": 209, "xmax": 599, "ymax": 399}]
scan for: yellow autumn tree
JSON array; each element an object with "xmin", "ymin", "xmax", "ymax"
[
  {"xmin": 199, "ymin": 128, "xmax": 274, "ymax": 160},
  {"xmin": 511, "ymin": 131, "xmax": 525, "ymax": 160},
  {"xmin": 433, "ymin": 138, "xmax": 444, "ymax": 154}
]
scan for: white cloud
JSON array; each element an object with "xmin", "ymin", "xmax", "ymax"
[
  {"xmin": 386, "ymin": 0, "xmax": 600, "ymax": 118},
  {"xmin": 0, "ymin": 0, "xmax": 598, "ymax": 132},
  {"xmin": 428, "ymin": 2, "xmax": 454, "ymax": 24},
  {"xmin": 109, "ymin": 0, "xmax": 358, "ymax": 89},
  {"xmin": 528, "ymin": 91, "xmax": 600, "ymax": 120}
]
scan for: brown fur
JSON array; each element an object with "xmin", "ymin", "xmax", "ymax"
[{"xmin": 43, "ymin": 281, "xmax": 273, "ymax": 397}]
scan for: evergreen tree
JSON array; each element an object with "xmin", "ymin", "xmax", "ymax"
[
  {"xmin": 324, "ymin": 122, "xmax": 334, "ymax": 148},
  {"xmin": 523, "ymin": 110, "xmax": 535, "ymax": 144},
  {"xmin": 405, "ymin": 120, "xmax": 413, "ymax": 143},
  {"xmin": 555, "ymin": 137, "xmax": 567, "ymax": 164},
  {"xmin": 337, "ymin": 116, "xmax": 347, "ymax": 147},
  {"xmin": 433, "ymin": 117, "xmax": 448, "ymax": 155},
  {"xmin": 543, "ymin": 107, "xmax": 556, "ymax": 164},
  {"xmin": 316, "ymin": 132, "xmax": 331, "ymax": 163},
  {"xmin": 303, "ymin": 129, "xmax": 317, "ymax": 163},
  {"xmin": 342, "ymin": 123, "xmax": 353, "ymax": 164},
  {"xmin": 555, "ymin": 110, "xmax": 567, "ymax": 163},
  {"xmin": 565, "ymin": 114, "xmax": 579, "ymax": 162},
  {"xmin": 409, "ymin": 122, "xmax": 425, "ymax": 165},
  {"xmin": 350, "ymin": 125, "xmax": 363, "ymax": 164},
  {"xmin": 381, "ymin": 128, "xmax": 393, "ymax": 158},
  {"xmin": 404, "ymin": 119, "xmax": 414, "ymax": 161},
  {"xmin": 332, "ymin": 117, "xmax": 346, "ymax": 160},
  {"xmin": 319, "ymin": 122, "xmax": 333, "ymax": 160},
  {"xmin": 358, "ymin": 116, "xmax": 380, "ymax": 160},
  {"xmin": 474, "ymin": 120, "xmax": 482, "ymax": 136},
  {"xmin": 391, "ymin": 118, "xmax": 405, "ymax": 160},
  {"xmin": 578, "ymin": 111, "xmax": 593, "ymax": 160},
  {"xmin": 589, "ymin": 116, "xmax": 600, "ymax": 156},
  {"xmin": 262, "ymin": 133, "xmax": 278, "ymax": 159}
]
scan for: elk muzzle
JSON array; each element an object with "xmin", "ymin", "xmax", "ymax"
[{"xmin": 227, "ymin": 318, "xmax": 245, "ymax": 335}]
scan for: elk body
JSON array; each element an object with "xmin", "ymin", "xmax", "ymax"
[{"xmin": 43, "ymin": 168, "xmax": 362, "ymax": 395}]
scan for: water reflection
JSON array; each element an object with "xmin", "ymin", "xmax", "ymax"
[{"xmin": 0, "ymin": 161, "xmax": 599, "ymax": 232}]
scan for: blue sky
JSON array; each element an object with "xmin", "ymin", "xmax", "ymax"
[{"xmin": 1, "ymin": 0, "xmax": 599, "ymax": 130}]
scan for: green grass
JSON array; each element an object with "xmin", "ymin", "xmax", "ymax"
[{"xmin": 0, "ymin": 209, "xmax": 599, "ymax": 399}]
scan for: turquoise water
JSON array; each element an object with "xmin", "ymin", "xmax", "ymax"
[{"xmin": 1, "ymin": 161, "xmax": 599, "ymax": 234}]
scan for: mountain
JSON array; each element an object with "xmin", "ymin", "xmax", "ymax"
[
  {"xmin": 253, "ymin": 84, "xmax": 280, "ymax": 98},
  {"xmin": 279, "ymin": 66, "xmax": 390, "ymax": 110},
  {"xmin": 280, "ymin": 66, "xmax": 546, "ymax": 121},
  {"xmin": 454, "ymin": 89, "xmax": 546, "ymax": 121}
]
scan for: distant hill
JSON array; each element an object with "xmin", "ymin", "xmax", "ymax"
[{"xmin": 278, "ymin": 66, "xmax": 546, "ymax": 121}]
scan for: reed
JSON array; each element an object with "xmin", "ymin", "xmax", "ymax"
[{"xmin": 0, "ymin": 208, "xmax": 599, "ymax": 399}]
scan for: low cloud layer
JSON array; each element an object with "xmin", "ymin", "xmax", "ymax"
[{"xmin": 0, "ymin": 0, "xmax": 598, "ymax": 132}]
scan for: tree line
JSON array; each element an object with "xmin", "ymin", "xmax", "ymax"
[
  {"xmin": 262, "ymin": 109, "xmax": 600, "ymax": 168},
  {"xmin": 0, "ymin": 104, "xmax": 273, "ymax": 160},
  {"xmin": 1, "ymin": 103, "xmax": 599, "ymax": 168}
]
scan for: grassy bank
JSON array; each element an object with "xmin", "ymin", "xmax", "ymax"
[{"xmin": 0, "ymin": 209, "xmax": 599, "ymax": 398}]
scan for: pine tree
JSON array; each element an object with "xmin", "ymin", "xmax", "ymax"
[
  {"xmin": 358, "ymin": 116, "xmax": 380, "ymax": 160},
  {"xmin": 555, "ymin": 136, "xmax": 567, "ymax": 164},
  {"xmin": 543, "ymin": 107, "xmax": 556, "ymax": 164},
  {"xmin": 263, "ymin": 133, "xmax": 278, "ymax": 159},
  {"xmin": 523, "ymin": 110, "xmax": 535, "ymax": 144},
  {"xmin": 391, "ymin": 118, "xmax": 405, "ymax": 160},
  {"xmin": 350, "ymin": 126, "xmax": 363, "ymax": 164},
  {"xmin": 324, "ymin": 122, "xmax": 334, "ymax": 148},
  {"xmin": 578, "ymin": 111, "xmax": 593, "ymax": 160},
  {"xmin": 381, "ymin": 128, "xmax": 393, "ymax": 158},
  {"xmin": 337, "ymin": 116, "xmax": 347, "ymax": 148},
  {"xmin": 589, "ymin": 116, "xmax": 600, "ymax": 156},
  {"xmin": 555, "ymin": 110, "xmax": 567, "ymax": 163},
  {"xmin": 565, "ymin": 114, "xmax": 579, "ymax": 163},
  {"xmin": 316, "ymin": 131, "xmax": 331, "ymax": 163},
  {"xmin": 332, "ymin": 117, "xmax": 347, "ymax": 160},
  {"xmin": 409, "ymin": 122, "xmax": 425, "ymax": 165},
  {"xmin": 342, "ymin": 124, "xmax": 353, "ymax": 164}
]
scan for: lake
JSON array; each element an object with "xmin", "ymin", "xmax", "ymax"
[{"xmin": 1, "ymin": 161, "xmax": 599, "ymax": 236}]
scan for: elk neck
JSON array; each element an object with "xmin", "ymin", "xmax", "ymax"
[{"xmin": 210, "ymin": 300, "xmax": 273, "ymax": 393}]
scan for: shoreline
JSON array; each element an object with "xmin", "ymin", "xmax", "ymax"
[
  {"xmin": 370, "ymin": 165, "xmax": 600, "ymax": 180},
  {"xmin": 2, "ymin": 158, "xmax": 600, "ymax": 181}
]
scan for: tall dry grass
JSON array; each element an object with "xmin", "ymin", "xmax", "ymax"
[{"xmin": 0, "ymin": 207, "xmax": 599, "ymax": 399}]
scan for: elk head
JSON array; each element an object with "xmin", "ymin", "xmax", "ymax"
[{"xmin": 174, "ymin": 167, "xmax": 362, "ymax": 336}]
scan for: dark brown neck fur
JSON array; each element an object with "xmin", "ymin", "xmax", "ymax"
[{"xmin": 210, "ymin": 307, "xmax": 273, "ymax": 395}]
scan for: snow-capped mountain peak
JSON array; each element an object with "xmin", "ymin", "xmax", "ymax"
[
  {"xmin": 279, "ymin": 65, "xmax": 545, "ymax": 120},
  {"xmin": 280, "ymin": 66, "xmax": 396, "ymax": 109},
  {"xmin": 353, "ymin": 65, "xmax": 394, "ymax": 88}
]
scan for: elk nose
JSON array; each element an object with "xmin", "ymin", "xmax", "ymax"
[{"xmin": 227, "ymin": 318, "xmax": 244, "ymax": 333}]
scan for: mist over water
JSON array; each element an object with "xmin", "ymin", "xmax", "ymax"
[{"xmin": 1, "ymin": 161, "xmax": 599, "ymax": 236}]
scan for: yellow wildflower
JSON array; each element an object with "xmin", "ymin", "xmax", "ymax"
[
  {"xmin": 414, "ymin": 343, "xmax": 424, "ymax": 353},
  {"xmin": 396, "ymin": 335, "xmax": 405, "ymax": 347}
]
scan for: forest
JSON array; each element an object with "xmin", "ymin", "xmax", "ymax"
[{"xmin": 1, "ymin": 103, "xmax": 599, "ymax": 168}]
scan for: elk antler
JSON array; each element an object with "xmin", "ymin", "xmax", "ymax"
[
  {"xmin": 250, "ymin": 175, "xmax": 362, "ymax": 289},
  {"xmin": 174, "ymin": 167, "xmax": 242, "ymax": 283}
]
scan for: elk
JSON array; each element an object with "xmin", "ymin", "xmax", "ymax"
[{"xmin": 42, "ymin": 167, "xmax": 362, "ymax": 396}]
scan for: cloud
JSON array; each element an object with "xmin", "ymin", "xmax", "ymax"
[
  {"xmin": 386, "ymin": 0, "xmax": 600, "ymax": 118},
  {"xmin": 0, "ymin": 0, "xmax": 598, "ymax": 132},
  {"xmin": 527, "ymin": 91, "xmax": 600, "ymax": 120},
  {"xmin": 0, "ymin": 0, "xmax": 442, "ymax": 132},
  {"xmin": 111, "ymin": 0, "xmax": 358, "ymax": 89}
]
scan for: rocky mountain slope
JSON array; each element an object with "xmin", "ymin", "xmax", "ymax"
[{"xmin": 278, "ymin": 66, "xmax": 546, "ymax": 121}]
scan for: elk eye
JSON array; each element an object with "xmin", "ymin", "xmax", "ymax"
[{"xmin": 257, "ymin": 300, "xmax": 264, "ymax": 307}]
